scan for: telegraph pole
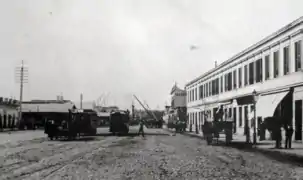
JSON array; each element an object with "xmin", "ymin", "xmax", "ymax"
[
  {"xmin": 19, "ymin": 61, "xmax": 24, "ymax": 123},
  {"xmin": 15, "ymin": 60, "xmax": 28, "ymax": 125},
  {"xmin": 80, "ymin": 93, "xmax": 83, "ymax": 109}
]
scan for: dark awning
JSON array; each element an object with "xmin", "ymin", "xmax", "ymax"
[{"xmin": 236, "ymin": 95, "xmax": 254, "ymax": 106}]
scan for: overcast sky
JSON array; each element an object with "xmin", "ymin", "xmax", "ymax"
[{"xmin": 0, "ymin": 0, "xmax": 302, "ymax": 110}]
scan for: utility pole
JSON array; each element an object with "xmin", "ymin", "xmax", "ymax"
[
  {"xmin": 80, "ymin": 93, "xmax": 83, "ymax": 109},
  {"xmin": 15, "ymin": 60, "xmax": 28, "ymax": 126}
]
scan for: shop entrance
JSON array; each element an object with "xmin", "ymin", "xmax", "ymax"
[{"xmin": 295, "ymin": 100, "xmax": 302, "ymax": 141}]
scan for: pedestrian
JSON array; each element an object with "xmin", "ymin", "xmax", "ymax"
[
  {"xmin": 285, "ymin": 125, "xmax": 294, "ymax": 149},
  {"xmin": 138, "ymin": 120, "xmax": 145, "ymax": 138}
]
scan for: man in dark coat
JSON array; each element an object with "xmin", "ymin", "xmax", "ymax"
[
  {"xmin": 138, "ymin": 120, "xmax": 145, "ymax": 137},
  {"xmin": 285, "ymin": 125, "xmax": 294, "ymax": 149}
]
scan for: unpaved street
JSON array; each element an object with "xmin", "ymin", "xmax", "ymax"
[{"xmin": 0, "ymin": 128, "xmax": 303, "ymax": 180}]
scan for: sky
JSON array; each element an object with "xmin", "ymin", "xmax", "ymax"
[{"xmin": 0, "ymin": 0, "xmax": 302, "ymax": 110}]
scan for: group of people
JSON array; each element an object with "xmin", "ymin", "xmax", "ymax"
[{"xmin": 274, "ymin": 125, "xmax": 294, "ymax": 149}]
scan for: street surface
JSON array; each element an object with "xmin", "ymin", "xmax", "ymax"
[{"xmin": 0, "ymin": 127, "xmax": 303, "ymax": 180}]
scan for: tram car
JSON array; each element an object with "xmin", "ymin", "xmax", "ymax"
[
  {"xmin": 44, "ymin": 109, "xmax": 98, "ymax": 140},
  {"xmin": 109, "ymin": 110, "xmax": 130, "ymax": 135}
]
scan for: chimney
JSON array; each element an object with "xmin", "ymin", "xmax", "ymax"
[{"xmin": 215, "ymin": 61, "xmax": 218, "ymax": 68}]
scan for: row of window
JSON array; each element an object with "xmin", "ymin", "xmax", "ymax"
[
  {"xmin": 187, "ymin": 40, "xmax": 302, "ymax": 103},
  {"xmin": 188, "ymin": 105, "xmax": 255, "ymax": 132},
  {"xmin": 174, "ymin": 92, "xmax": 186, "ymax": 96}
]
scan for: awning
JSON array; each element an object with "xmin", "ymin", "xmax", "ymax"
[
  {"xmin": 250, "ymin": 91, "xmax": 289, "ymax": 119},
  {"xmin": 236, "ymin": 95, "xmax": 254, "ymax": 106}
]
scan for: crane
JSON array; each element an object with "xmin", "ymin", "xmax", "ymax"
[{"xmin": 133, "ymin": 95, "xmax": 158, "ymax": 122}]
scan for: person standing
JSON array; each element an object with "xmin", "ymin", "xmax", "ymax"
[
  {"xmin": 138, "ymin": 120, "xmax": 145, "ymax": 137},
  {"xmin": 285, "ymin": 125, "xmax": 294, "ymax": 149}
]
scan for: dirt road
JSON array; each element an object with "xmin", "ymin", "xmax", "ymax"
[{"xmin": 0, "ymin": 128, "xmax": 302, "ymax": 179}]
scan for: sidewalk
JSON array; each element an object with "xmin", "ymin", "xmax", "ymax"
[{"xmin": 164, "ymin": 128, "xmax": 303, "ymax": 163}]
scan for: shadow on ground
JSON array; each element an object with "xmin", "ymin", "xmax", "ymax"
[
  {"xmin": 176, "ymin": 131, "xmax": 303, "ymax": 166},
  {"xmin": 95, "ymin": 132, "xmax": 170, "ymax": 137},
  {"xmin": 58, "ymin": 137, "xmax": 97, "ymax": 142}
]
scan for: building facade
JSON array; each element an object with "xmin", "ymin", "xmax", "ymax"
[
  {"xmin": 0, "ymin": 97, "xmax": 19, "ymax": 130},
  {"xmin": 162, "ymin": 84, "xmax": 187, "ymax": 129},
  {"xmin": 185, "ymin": 17, "xmax": 303, "ymax": 141},
  {"xmin": 170, "ymin": 83, "xmax": 187, "ymax": 109}
]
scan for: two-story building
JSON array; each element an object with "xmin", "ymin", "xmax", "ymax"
[{"xmin": 186, "ymin": 16, "xmax": 303, "ymax": 141}]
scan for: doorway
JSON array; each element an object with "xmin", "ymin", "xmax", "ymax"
[
  {"xmin": 295, "ymin": 100, "xmax": 302, "ymax": 141},
  {"xmin": 244, "ymin": 106, "xmax": 248, "ymax": 135}
]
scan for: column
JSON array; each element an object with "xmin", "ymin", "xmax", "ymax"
[
  {"xmin": 269, "ymin": 48, "xmax": 274, "ymax": 79},
  {"xmin": 236, "ymin": 67, "xmax": 239, "ymax": 89},
  {"xmin": 202, "ymin": 111, "xmax": 204, "ymax": 125},
  {"xmin": 301, "ymin": 36, "xmax": 303, "ymax": 71},
  {"xmin": 292, "ymin": 92, "xmax": 296, "ymax": 141},
  {"xmin": 279, "ymin": 43, "xmax": 284, "ymax": 77},
  {"xmin": 262, "ymin": 51, "xmax": 266, "ymax": 82},
  {"xmin": 222, "ymin": 75, "xmax": 225, "ymax": 93},
  {"xmin": 289, "ymin": 37, "xmax": 295, "ymax": 73},
  {"xmin": 253, "ymin": 55, "xmax": 256, "ymax": 84},
  {"xmin": 231, "ymin": 69, "xmax": 234, "ymax": 90},
  {"xmin": 241, "ymin": 64, "xmax": 245, "ymax": 87},
  {"xmin": 209, "ymin": 80, "xmax": 212, "ymax": 97}
]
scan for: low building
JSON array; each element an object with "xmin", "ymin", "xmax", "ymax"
[
  {"xmin": 185, "ymin": 16, "xmax": 303, "ymax": 141},
  {"xmin": 21, "ymin": 100, "xmax": 75, "ymax": 129},
  {"xmin": 0, "ymin": 97, "xmax": 19, "ymax": 130}
]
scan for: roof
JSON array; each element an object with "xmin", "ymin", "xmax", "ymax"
[
  {"xmin": 23, "ymin": 100, "xmax": 72, "ymax": 104},
  {"xmin": 185, "ymin": 16, "xmax": 303, "ymax": 87},
  {"xmin": 22, "ymin": 102, "xmax": 75, "ymax": 113},
  {"xmin": 170, "ymin": 84, "xmax": 185, "ymax": 95}
]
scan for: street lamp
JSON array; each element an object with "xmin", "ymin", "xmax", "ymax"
[{"xmin": 252, "ymin": 89, "xmax": 258, "ymax": 145}]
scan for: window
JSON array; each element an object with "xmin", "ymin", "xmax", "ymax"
[
  {"xmin": 204, "ymin": 84, "xmax": 206, "ymax": 98},
  {"xmin": 216, "ymin": 78, "xmax": 219, "ymax": 95},
  {"xmin": 227, "ymin": 72, "xmax": 232, "ymax": 91},
  {"xmin": 273, "ymin": 50, "xmax": 279, "ymax": 78},
  {"xmin": 206, "ymin": 83, "xmax": 208, "ymax": 97},
  {"xmin": 192, "ymin": 89, "xmax": 194, "ymax": 101},
  {"xmin": 239, "ymin": 106, "xmax": 242, "ymax": 127},
  {"xmin": 244, "ymin": 65, "xmax": 248, "ymax": 85},
  {"xmin": 208, "ymin": 82, "xmax": 211, "ymax": 96},
  {"xmin": 249, "ymin": 62, "xmax": 254, "ymax": 85},
  {"xmin": 233, "ymin": 70, "xmax": 237, "ymax": 89},
  {"xmin": 199, "ymin": 85, "xmax": 202, "ymax": 99},
  {"xmin": 265, "ymin": 55, "xmax": 270, "ymax": 80},
  {"xmin": 255, "ymin": 59, "xmax": 262, "ymax": 83},
  {"xmin": 224, "ymin": 74, "xmax": 228, "ymax": 91},
  {"xmin": 295, "ymin": 40, "xmax": 301, "ymax": 71},
  {"xmin": 211, "ymin": 79, "xmax": 215, "ymax": 96},
  {"xmin": 220, "ymin": 76, "xmax": 223, "ymax": 93},
  {"xmin": 238, "ymin": 68, "xmax": 242, "ymax": 88},
  {"xmin": 283, "ymin": 46, "xmax": 290, "ymax": 75}
]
